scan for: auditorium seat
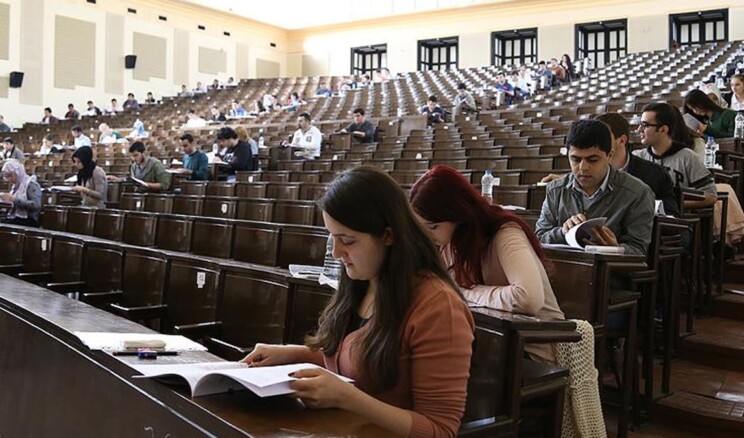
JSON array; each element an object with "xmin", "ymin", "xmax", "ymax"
[
  {"xmin": 55, "ymin": 241, "xmax": 123, "ymax": 300},
  {"xmin": 237, "ymin": 198, "xmax": 274, "ymax": 222},
  {"xmin": 19, "ymin": 234, "xmax": 85, "ymax": 288},
  {"xmin": 273, "ymin": 200, "xmax": 317, "ymax": 226},
  {"xmin": 0, "ymin": 227, "xmax": 25, "ymax": 273},
  {"xmin": 122, "ymin": 211, "xmax": 157, "ymax": 247},
  {"xmin": 277, "ymin": 224, "xmax": 328, "ymax": 268},
  {"xmin": 144, "ymin": 193, "xmax": 174, "ymax": 214},
  {"xmin": 93, "ymin": 209, "xmax": 125, "ymax": 242},
  {"xmin": 235, "ymin": 182, "xmax": 268, "ymax": 198},
  {"xmin": 206, "ymin": 182, "xmax": 236, "ymax": 197},
  {"xmin": 172, "ymin": 195, "xmax": 204, "ymax": 216},
  {"xmin": 175, "ymin": 264, "xmax": 290, "ymax": 361},
  {"xmin": 65, "ymin": 207, "xmax": 96, "ymax": 236},
  {"xmin": 266, "ymin": 183, "xmax": 301, "ymax": 200},
  {"xmin": 202, "ymin": 196, "xmax": 238, "ymax": 220},
  {"xmin": 179, "ymin": 181, "xmax": 208, "ymax": 196},
  {"xmin": 191, "ymin": 217, "xmax": 234, "ymax": 259},
  {"xmin": 232, "ymin": 220, "xmax": 281, "ymax": 266},
  {"xmin": 160, "ymin": 256, "xmax": 222, "ymax": 331},
  {"xmin": 156, "ymin": 214, "xmax": 194, "ymax": 252},
  {"xmin": 107, "ymin": 247, "xmax": 169, "ymax": 327},
  {"xmin": 119, "ymin": 192, "xmax": 147, "ymax": 212},
  {"xmin": 41, "ymin": 205, "xmax": 68, "ymax": 231}
]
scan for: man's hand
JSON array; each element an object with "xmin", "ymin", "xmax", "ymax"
[
  {"xmin": 587, "ymin": 226, "xmax": 618, "ymax": 246},
  {"xmin": 562, "ymin": 213, "xmax": 587, "ymax": 232},
  {"xmin": 540, "ymin": 173, "xmax": 563, "ymax": 183}
]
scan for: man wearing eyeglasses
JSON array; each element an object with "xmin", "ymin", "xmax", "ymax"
[{"xmin": 632, "ymin": 103, "xmax": 716, "ymax": 210}]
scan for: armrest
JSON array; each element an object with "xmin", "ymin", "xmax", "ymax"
[
  {"xmin": 516, "ymin": 329, "xmax": 582, "ymax": 344},
  {"xmin": 0, "ymin": 263, "xmax": 23, "ymax": 275},
  {"xmin": 17, "ymin": 272, "xmax": 53, "ymax": 283},
  {"xmin": 204, "ymin": 336, "xmax": 251, "ymax": 362},
  {"xmin": 680, "ymin": 188, "xmax": 705, "ymax": 201},
  {"xmin": 174, "ymin": 321, "xmax": 223, "ymax": 339},
  {"xmin": 109, "ymin": 303, "xmax": 167, "ymax": 322},
  {"xmin": 45, "ymin": 281, "xmax": 86, "ymax": 294},
  {"xmin": 82, "ymin": 290, "xmax": 124, "ymax": 307}
]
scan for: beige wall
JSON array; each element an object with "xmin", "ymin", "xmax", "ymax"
[
  {"xmin": 0, "ymin": 0, "xmax": 289, "ymax": 127},
  {"xmin": 287, "ymin": 0, "xmax": 737, "ymax": 76}
]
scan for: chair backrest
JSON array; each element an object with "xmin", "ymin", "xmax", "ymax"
[
  {"xmin": 219, "ymin": 265, "xmax": 289, "ymax": 346},
  {"xmin": 202, "ymin": 197, "xmax": 238, "ymax": 219},
  {"xmin": 93, "ymin": 209, "xmax": 125, "ymax": 241},
  {"xmin": 119, "ymin": 193, "xmax": 146, "ymax": 212},
  {"xmin": 277, "ymin": 224, "xmax": 327, "ymax": 268},
  {"xmin": 285, "ymin": 279, "xmax": 334, "ymax": 344},
  {"xmin": 191, "ymin": 217, "xmax": 234, "ymax": 259},
  {"xmin": 237, "ymin": 198, "xmax": 274, "ymax": 221},
  {"xmin": 272, "ymin": 200, "xmax": 315, "ymax": 226},
  {"xmin": 122, "ymin": 211, "xmax": 157, "ymax": 247},
  {"xmin": 235, "ymin": 182, "xmax": 267, "ymax": 198},
  {"xmin": 144, "ymin": 194, "xmax": 174, "ymax": 214},
  {"xmin": 232, "ymin": 220, "xmax": 281, "ymax": 266},
  {"xmin": 0, "ymin": 227, "xmax": 25, "ymax": 265},
  {"xmin": 66, "ymin": 207, "xmax": 96, "ymax": 235},
  {"xmin": 156, "ymin": 214, "xmax": 194, "ymax": 252},
  {"xmin": 83, "ymin": 241, "xmax": 123, "ymax": 292},
  {"xmin": 179, "ymin": 181, "xmax": 208, "ymax": 196},
  {"xmin": 460, "ymin": 325, "xmax": 511, "ymax": 432},
  {"xmin": 50, "ymin": 235, "xmax": 85, "ymax": 283},
  {"xmin": 266, "ymin": 183, "xmax": 300, "ymax": 200},
  {"xmin": 41, "ymin": 205, "xmax": 68, "ymax": 231},
  {"xmin": 22, "ymin": 229, "xmax": 53, "ymax": 273},
  {"xmin": 206, "ymin": 182, "xmax": 236, "ymax": 197},
  {"xmin": 172, "ymin": 195, "xmax": 204, "ymax": 216},
  {"xmin": 121, "ymin": 247, "xmax": 168, "ymax": 307},
  {"xmin": 163, "ymin": 256, "xmax": 221, "ymax": 328}
]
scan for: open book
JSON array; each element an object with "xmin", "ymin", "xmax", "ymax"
[
  {"xmin": 130, "ymin": 175, "xmax": 149, "ymax": 187},
  {"xmin": 131, "ymin": 362, "xmax": 351, "ymax": 397},
  {"xmin": 542, "ymin": 217, "xmax": 623, "ymax": 254},
  {"xmin": 49, "ymin": 185, "xmax": 75, "ymax": 192},
  {"xmin": 683, "ymin": 113, "xmax": 702, "ymax": 132}
]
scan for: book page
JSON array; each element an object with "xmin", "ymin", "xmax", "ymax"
[
  {"xmin": 49, "ymin": 186, "xmax": 75, "ymax": 192},
  {"xmin": 683, "ymin": 113, "xmax": 702, "ymax": 131},
  {"xmin": 130, "ymin": 176, "xmax": 149, "ymax": 187},
  {"xmin": 132, "ymin": 362, "xmax": 247, "ymax": 397},
  {"xmin": 289, "ymin": 264, "xmax": 325, "ymax": 280},
  {"xmin": 565, "ymin": 217, "xmax": 607, "ymax": 248}
]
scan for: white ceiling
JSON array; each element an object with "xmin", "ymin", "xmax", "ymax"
[{"xmin": 179, "ymin": 0, "xmax": 500, "ymax": 30}]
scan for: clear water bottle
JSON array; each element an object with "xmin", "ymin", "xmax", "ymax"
[
  {"xmin": 258, "ymin": 135, "xmax": 265, "ymax": 148},
  {"xmin": 704, "ymin": 136, "xmax": 716, "ymax": 167},
  {"xmin": 735, "ymin": 111, "xmax": 744, "ymax": 139},
  {"xmin": 322, "ymin": 235, "xmax": 342, "ymax": 280},
  {"xmin": 481, "ymin": 170, "xmax": 494, "ymax": 204}
]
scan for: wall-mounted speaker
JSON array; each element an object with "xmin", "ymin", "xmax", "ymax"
[
  {"xmin": 9, "ymin": 71, "xmax": 24, "ymax": 88},
  {"xmin": 125, "ymin": 55, "xmax": 137, "ymax": 69}
]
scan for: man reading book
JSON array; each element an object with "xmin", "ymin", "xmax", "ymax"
[{"xmin": 535, "ymin": 119, "xmax": 655, "ymax": 256}]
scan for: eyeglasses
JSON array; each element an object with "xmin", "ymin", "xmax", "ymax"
[{"xmin": 638, "ymin": 121, "xmax": 659, "ymax": 129}]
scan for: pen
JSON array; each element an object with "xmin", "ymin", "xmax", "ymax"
[{"xmin": 112, "ymin": 351, "xmax": 179, "ymax": 356}]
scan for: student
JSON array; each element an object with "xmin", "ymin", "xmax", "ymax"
[
  {"xmin": 421, "ymin": 96, "xmax": 445, "ymax": 126},
  {"xmin": 535, "ymin": 119, "xmax": 655, "ymax": 256},
  {"xmin": 70, "ymin": 146, "xmax": 107, "ymax": 209},
  {"xmin": 214, "ymin": 127, "xmax": 254, "ymax": 176},
  {"xmin": 286, "ymin": 112, "xmax": 322, "ymax": 159},
  {"xmin": 2, "ymin": 137, "xmax": 24, "ymax": 161},
  {"xmin": 177, "ymin": 133, "xmax": 209, "ymax": 181},
  {"xmin": 340, "ymin": 108, "xmax": 375, "ymax": 143},
  {"xmin": 243, "ymin": 166, "xmax": 474, "ymax": 437},
  {"xmin": 0, "ymin": 159, "xmax": 41, "ymax": 226},
  {"xmin": 128, "ymin": 141, "xmax": 171, "ymax": 191},
  {"xmin": 410, "ymin": 165, "xmax": 564, "ymax": 363},
  {"xmin": 683, "ymin": 88, "xmax": 737, "ymax": 138}
]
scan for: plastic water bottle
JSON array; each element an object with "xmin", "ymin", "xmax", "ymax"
[
  {"xmin": 704, "ymin": 136, "xmax": 716, "ymax": 167},
  {"xmin": 322, "ymin": 235, "xmax": 342, "ymax": 280},
  {"xmin": 481, "ymin": 170, "xmax": 494, "ymax": 204},
  {"xmin": 735, "ymin": 111, "xmax": 744, "ymax": 139},
  {"xmin": 258, "ymin": 135, "xmax": 265, "ymax": 148}
]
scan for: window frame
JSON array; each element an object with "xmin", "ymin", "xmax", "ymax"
[
  {"xmin": 669, "ymin": 9, "xmax": 728, "ymax": 47},
  {"xmin": 491, "ymin": 28, "xmax": 538, "ymax": 67},
  {"xmin": 417, "ymin": 36, "xmax": 459, "ymax": 71},
  {"xmin": 350, "ymin": 44, "xmax": 388, "ymax": 76},
  {"xmin": 575, "ymin": 19, "xmax": 628, "ymax": 69}
]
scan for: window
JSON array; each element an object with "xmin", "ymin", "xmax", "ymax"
[
  {"xmin": 418, "ymin": 37, "xmax": 458, "ymax": 71},
  {"xmin": 576, "ymin": 19, "xmax": 627, "ymax": 68},
  {"xmin": 491, "ymin": 28, "xmax": 537, "ymax": 67},
  {"xmin": 670, "ymin": 9, "xmax": 728, "ymax": 47},
  {"xmin": 350, "ymin": 44, "xmax": 387, "ymax": 76}
]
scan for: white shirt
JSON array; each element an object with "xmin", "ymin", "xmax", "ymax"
[
  {"xmin": 74, "ymin": 134, "xmax": 92, "ymax": 148},
  {"xmin": 291, "ymin": 125, "xmax": 322, "ymax": 158},
  {"xmin": 186, "ymin": 117, "xmax": 208, "ymax": 128},
  {"xmin": 731, "ymin": 97, "xmax": 744, "ymax": 111}
]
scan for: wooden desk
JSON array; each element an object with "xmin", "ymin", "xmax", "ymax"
[{"xmin": 0, "ymin": 273, "xmax": 388, "ymax": 437}]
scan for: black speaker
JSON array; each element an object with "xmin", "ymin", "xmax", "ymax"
[
  {"xmin": 124, "ymin": 55, "xmax": 137, "ymax": 69},
  {"xmin": 9, "ymin": 71, "xmax": 23, "ymax": 88}
]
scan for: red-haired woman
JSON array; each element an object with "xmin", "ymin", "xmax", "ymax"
[{"xmin": 410, "ymin": 165, "xmax": 564, "ymax": 362}]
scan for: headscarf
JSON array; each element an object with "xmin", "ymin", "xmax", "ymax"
[
  {"xmin": 72, "ymin": 146, "xmax": 96, "ymax": 186},
  {"xmin": 2, "ymin": 159, "xmax": 30, "ymax": 219}
]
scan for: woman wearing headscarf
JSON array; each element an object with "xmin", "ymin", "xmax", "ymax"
[
  {"xmin": 1, "ymin": 159, "xmax": 41, "ymax": 226},
  {"xmin": 71, "ymin": 146, "xmax": 107, "ymax": 208}
]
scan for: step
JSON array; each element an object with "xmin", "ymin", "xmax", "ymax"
[
  {"xmin": 681, "ymin": 317, "xmax": 744, "ymax": 371},
  {"xmin": 713, "ymin": 288, "xmax": 744, "ymax": 321},
  {"xmin": 725, "ymin": 260, "xmax": 744, "ymax": 284},
  {"xmin": 653, "ymin": 360, "xmax": 744, "ymax": 435}
]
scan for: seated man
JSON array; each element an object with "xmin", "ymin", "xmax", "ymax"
[
  {"xmin": 535, "ymin": 119, "xmax": 655, "ymax": 256},
  {"xmin": 72, "ymin": 125, "xmax": 92, "ymax": 149},
  {"xmin": 494, "ymin": 73, "xmax": 516, "ymax": 106},
  {"xmin": 176, "ymin": 133, "xmax": 209, "ymax": 181},
  {"xmin": 286, "ymin": 112, "xmax": 322, "ymax": 159},
  {"xmin": 421, "ymin": 96, "xmax": 445, "ymax": 126},
  {"xmin": 41, "ymin": 107, "xmax": 59, "ymax": 125},
  {"xmin": 214, "ymin": 127, "xmax": 254, "ymax": 176},
  {"xmin": 340, "ymin": 108, "xmax": 375, "ymax": 144},
  {"xmin": 314, "ymin": 82, "xmax": 332, "ymax": 97},
  {"xmin": 127, "ymin": 141, "xmax": 171, "ymax": 191},
  {"xmin": 2, "ymin": 137, "xmax": 25, "ymax": 161},
  {"xmin": 98, "ymin": 123, "xmax": 124, "ymax": 144},
  {"xmin": 453, "ymin": 83, "xmax": 476, "ymax": 115},
  {"xmin": 123, "ymin": 93, "xmax": 140, "ymax": 110},
  {"xmin": 536, "ymin": 113, "xmax": 683, "ymax": 217},
  {"xmin": 64, "ymin": 104, "xmax": 80, "ymax": 120},
  {"xmin": 184, "ymin": 110, "xmax": 207, "ymax": 128}
]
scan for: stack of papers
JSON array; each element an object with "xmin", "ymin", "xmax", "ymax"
[{"xmin": 74, "ymin": 332, "xmax": 207, "ymax": 352}]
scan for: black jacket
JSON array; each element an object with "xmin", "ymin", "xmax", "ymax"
[
  {"xmin": 226, "ymin": 140, "xmax": 254, "ymax": 173},
  {"xmin": 626, "ymin": 152, "xmax": 680, "ymax": 217}
]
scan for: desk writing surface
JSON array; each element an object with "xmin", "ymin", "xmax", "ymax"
[{"xmin": 0, "ymin": 273, "xmax": 388, "ymax": 437}]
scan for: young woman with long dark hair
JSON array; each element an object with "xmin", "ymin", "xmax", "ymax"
[
  {"xmin": 410, "ymin": 165, "xmax": 564, "ymax": 362},
  {"xmin": 243, "ymin": 166, "xmax": 474, "ymax": 437},
  {"xmin": 683, "ymin": 88, "xmax": 737, "ymax": 138}
]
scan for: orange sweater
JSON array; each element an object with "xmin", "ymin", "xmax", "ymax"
[{"xmin": 323, "ymin": 274, "xmax": 475, "ymax": 438}]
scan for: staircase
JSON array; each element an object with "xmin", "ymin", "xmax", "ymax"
[{"xmin": 651, "ymin": 255, "xmax": 744, "ymax": 436}]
